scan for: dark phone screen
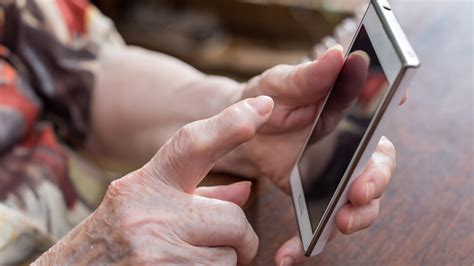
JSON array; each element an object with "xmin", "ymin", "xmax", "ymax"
[{"xmin": 298, "ymin": 25, "xmax": 389, "ymax": 231}]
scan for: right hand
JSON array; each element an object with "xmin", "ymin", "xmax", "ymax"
[{"xmin": 34, "ymin": 96, "xmax": 274, "ymax": 265}]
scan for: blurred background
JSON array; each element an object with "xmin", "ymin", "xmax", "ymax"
[
  {"xmin": 86, "ymin": 1, "xmax": 474, "ymax": 265},
  {"xmin": 92, "ymin": 0, "xmax": 368, "ymax": 80}
]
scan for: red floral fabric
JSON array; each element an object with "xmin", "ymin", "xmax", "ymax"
[{"xmin": 0, "ymin": 0, "xmax": 124, "ymax": 263}]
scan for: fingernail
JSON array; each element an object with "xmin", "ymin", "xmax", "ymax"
[
  {"xmin": 366, "ymin": 182, "xmax": 375, "ymax": 202},
  {"xmin": 347, "ymin": 213, "xmax": 360, "ymax": 232},
  {"xmin": 319, "ymin": 44, "xmax": 343, "ymax": 60},
  {"xmin": 347, "ymin": 214, "xmax": 354, "ymax": 232},
  {"xmin": 327, "ymin": 44, "xmax": 343, "ymax": 54},
  {"xmin": 248, "ymin": 96, "xmax": 273, "ymax": 116},
  {"xmin": 241, "ymin": 181, "xmax": 252, "ymax": 188},
  {"xmin": 280, "ymin": 256, "xmax": 294, "ymax": 266},
  {"xmin": 351, "ymin": 50, "xmax": 371, "ymax": 66}
]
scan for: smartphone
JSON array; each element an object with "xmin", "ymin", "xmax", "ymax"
[{"xmin": 289, "ymin": 0, "xmax": 420, "ymax": 256}]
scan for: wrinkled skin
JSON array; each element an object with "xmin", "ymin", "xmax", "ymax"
[
  {"xmin": 34, "ymin": 97, "xmax": 274, "ymax": 265},
  {"xmin": 217, "ymin": 46, "xmax": 400, "ymax": 265},
  {"xmin": 226, "ymin": 47, "xmax": 372, "ymax": 189},
  {"xmin": 35, "ymin": 45, "xmax": 401, "ymax": 266}
]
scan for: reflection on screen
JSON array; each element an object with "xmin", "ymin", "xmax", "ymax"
[{"xmin": 298, "ymin": 25, "xmax": 389, "ymax": 231}]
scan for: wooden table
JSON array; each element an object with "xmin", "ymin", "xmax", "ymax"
[{"xmin": 207, "ymin": 1, "xmax": 474, "ymax": 265}]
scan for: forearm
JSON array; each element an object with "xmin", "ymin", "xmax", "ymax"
[{"xmin": 86, "ymin": 46, "xmax": 242, "ymax": 164}]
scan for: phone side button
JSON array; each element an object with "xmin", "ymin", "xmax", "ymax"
[{"xmin": 298, "ymin": 195, "xmax": 305, "ymax": 215}]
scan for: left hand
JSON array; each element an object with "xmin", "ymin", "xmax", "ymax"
[
  {"xmin": 274, "ymin": 137, "xmax": 396, "ymax": 265},
  {"xmin": 216, "ymin": 44, "xmax": 402, "ymax": 265},
  {"xmin": 215, "ymin": 45, "xmax": 348, "ymax": 188}
]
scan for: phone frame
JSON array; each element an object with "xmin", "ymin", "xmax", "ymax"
[{"xmin": 289, "ymin": 0, "xmax": 420, "ymax": 256}]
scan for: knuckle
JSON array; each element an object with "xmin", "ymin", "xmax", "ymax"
[
  {"xmin": 223, "ymin": 106, "xmax": 257, "ymax": 141},
  {"xmin": 291, "ymin": 64, "xmax": 307, "ymax": 90},
  {"xmin": 247, "ymin": 232, "xmax": 259, "ymax": 258},
  {"xmin": 104, "ymin": 177, "xmax": 132, "ymax": 205},
  {"xmin": 225, "ymin": 202, "xmax": 249, "ymax": 239},
  {"xmin": 159, "ymin": 123, "xmax": 210, "ymax": 178},
  {"xmin": 103, "ymin": 182, "xmax": 141, "ymax": 219},
  {"xmin": 234, "ymin": 120, "xmax": 256, "ymax": 141},
  {"xmin": 98, "ymin": 189, "xmax": 140, "ymax": 250},
  {"xmin": 212, "ymin": 247, "xmax": 237, "ymax": 264},
  {"xmin": 260, "ymin": 73, "xmax": 277, "ymax": 92},
  {"xmin": 272, "ymin": 64, "xmax": 292, "ymax": 75},
  {"xmin": 173, "ymin": 123, "xmax": 210, "ymax": 157},
  {"xmin": 174, "ymin": 124, "xmax": 195, "ymax": 152},
  {"xmin": 260, "ymin": 64, "xmax": 289, "ymax": 91}
]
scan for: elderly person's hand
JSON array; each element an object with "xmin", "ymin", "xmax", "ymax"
[
  {"xmin": 34, "ymin": 96, "xmax": 274, "ymax": 265},
  {"xmin": 273, "ymin": 138, "xmax": 396, "ymax": 265},
  {"xmin": 215, "ymin": 45, "xmax": 403, "ymax": 265}
]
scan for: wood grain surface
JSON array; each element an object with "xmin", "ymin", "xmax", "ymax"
[{"xmin": 207, "ymin": 1, "xmax": 474, "ymax": 265}]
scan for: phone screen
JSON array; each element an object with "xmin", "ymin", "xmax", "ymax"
[{"xmin": 298, "ymin": 25, "xmax": 390, "ymax": 231}]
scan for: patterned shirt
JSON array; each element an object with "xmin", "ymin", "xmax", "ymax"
[{"xmin": 0, "ymin": 0, "xmax": 124, "ymax": 263}]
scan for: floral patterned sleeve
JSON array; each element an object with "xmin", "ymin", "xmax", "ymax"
[{"xmin": 0, "ymin": 0, "xmax": 124, "ymax": 264}]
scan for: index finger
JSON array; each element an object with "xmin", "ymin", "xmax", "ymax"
[{"xmin": 143, "ymin": 96, "xmax": 273, "ymax": 193}]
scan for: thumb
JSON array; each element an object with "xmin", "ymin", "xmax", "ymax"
[
  {"xmin": 194, "ymin": 181, "xmax": 252, "ymax": 207},
  {"xmin": 144, "ymin": 96, "xmax": 273, "ymax": 193}
]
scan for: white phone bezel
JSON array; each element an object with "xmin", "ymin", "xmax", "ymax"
[{"xmin": 290, "ymin": 0, "xmax": 420, "ymax": 256}]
